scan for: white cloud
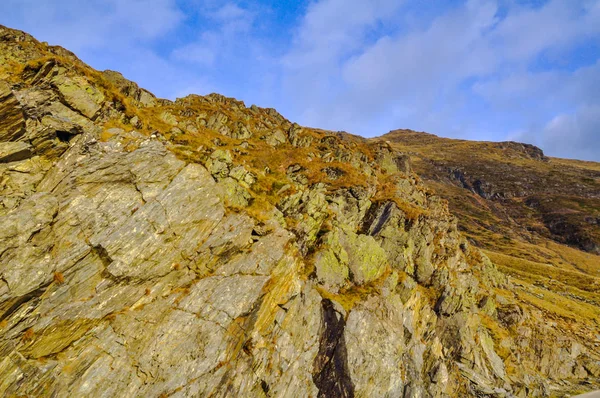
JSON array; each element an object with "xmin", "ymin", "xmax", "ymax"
[
  {"xmin": 284, "ymin": 0, "xmax": 402, "ymax": 68},
  {"xmin": 342, "ymin": 0, "xmax": 497, "ymax": 107},
  {"xmin": 537, "ymin": 105, "xmax": 600, "ymax": 160},
  {"xmin": 213, "ymin": 3, "xmax": 247, "ymax": 22},
  {"xmin": 280, "ymin": 0, "xmax": 499, "ymax": 134},
  {"xmin": 280, "ymin": 0, "xmax": 405, "ymax": 130},
  {"xmin": 491, "ymin": 0, "xmax": 600, "ymax": 63},
  {"xmin": 170, "ymin": 2, "xmax": 255, "ymax": 67}
]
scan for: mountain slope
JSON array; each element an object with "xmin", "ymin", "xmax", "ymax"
[
  {"xmin": 381, "ymin": 129, "xmax": 600, "ymax": 348},
  {"xmin": 1, "ymin": 25, "xmax": 599, "ymax": 397}
]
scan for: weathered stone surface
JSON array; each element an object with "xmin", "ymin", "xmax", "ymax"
[
  {"xmin": 346, "ymin": 294, "xmax": 405, "ymax": 397},
  {"xmin": 0, "ymin": 141, "xmax": 32, "ymax": 162},
  {"xmin": 479, "ymin": 330, "xmax": 506, "ymax": 380},
  {"xmin": 340, "ymin": 230, "xmax": 388, "ymax": 285},
  {"xmin": 217, "ymin": 177, "xmax": 252, "ymax": 208},
  {"xmin": 91, "ymin": 163, "xmax": 225, "ymax": 280},
  {"xmin": 102, "ymin": 70, "xmax": 157, "ymax": 108},
  {"xmin": 315, "ymin": 247, "xmax": 349, "ymax": 291},
  {"xmin": 0, "ymin": 80, "xmax": 25, "ymax": 141},
  {"xmin": 0, "ymin": 192, "xmax": 59, "ymax": 295},
  {"xmin": 266, "ymin": 129, "xmax": 287, "ymax": 146},
  {"xmin": 52, "ymin": 73, "xmax": 105, "ymax": 119}
]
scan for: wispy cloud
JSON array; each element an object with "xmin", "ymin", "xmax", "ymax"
[{"xmin": 170, "ymin": 2, "xmax": 256, "ymax": 67}]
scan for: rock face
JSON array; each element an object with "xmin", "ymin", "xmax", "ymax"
[{"xmin": 1, "ymin": 25, "xmax": 600, "ymax": 398}]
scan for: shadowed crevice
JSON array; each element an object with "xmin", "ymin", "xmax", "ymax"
[
  {"xmin": 312, "ymin": 299, "xmax": 354, "ymax": 398},
  {"xmin": 370, "ymin": 201, "xmax": 394, "ymax": 236}
]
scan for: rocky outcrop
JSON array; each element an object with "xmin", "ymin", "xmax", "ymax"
[
  {"xmin": 0, "ymin": 80, "xmax": 25, "ymax": 141},
  {"xmin": 494, "ymin": 141, "xmax": 547, "ymax": 161},
  {"xmin": 0, "ymin": 24, "xmax": 599, "ymax": 398}
]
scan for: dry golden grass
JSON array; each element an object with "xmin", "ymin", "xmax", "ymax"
[
  {"xmin": 484, "ymin": 248, "xmax": 600, "ymax": 330},
  {"xmin": 484, "ymin": 250, "xmax": 600, "ymax": 293},
  {"xmin": 515, "ymin": 284, "xmax": 600, "ymax": 325}
]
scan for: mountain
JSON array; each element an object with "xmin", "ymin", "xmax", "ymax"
[{"xmin": 1, "ymin": 25, "xmax": 599, "ymax": 397}]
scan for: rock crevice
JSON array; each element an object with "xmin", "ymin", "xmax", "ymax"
[{"xmin": 312, "ymin": 299, "xmax": 355, "ymax": 398}]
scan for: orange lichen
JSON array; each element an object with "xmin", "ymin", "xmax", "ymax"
[
  {"xmin": 21, "ymin": 328, "xmax": 35, "ymax": 343},
  {"xmin": 53, "ymin": 271, "xmax": 65, "ymax": 284}
]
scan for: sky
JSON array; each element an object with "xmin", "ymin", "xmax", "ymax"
[{"xmin": 1, "ymin": 0, "xmax": 599, "ymax": 161}]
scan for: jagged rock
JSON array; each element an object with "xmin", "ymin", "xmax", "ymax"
[
  {"xmin": 287, "ymin": 163, "xmax": 309, "ymax": 185},
  {"xmin": 91, "ymin": 163, "xmax": 225, "ymax": 280},
  {"xmin": 376, "ymin": 145, "xmax": 411, "ymax": 174},
  {"xmin": 51, "ymin": 73, "xmax": 105, "ymax": 119},
  {"xmin": 315, "ymin": 231, "xmax": 350, "ymax": 292},
  {"xmin": 102, "ymin": 70, "xmax": 157, "ymax": 107},
  {"xmin": 415, "ymin": 249, "xmax": 435, "ymax": 284},
  {"xmin": 288, "ymin": 123, "xmax": 313, "ymax": 147},
  {"xmin": 479, "ymin": 330, "xmax": 506, "ymax": 380},
  {"xmin": 346, "ymin": 294, "xmax": 405, "ymax": 397},
  {"xmin": 160, "ymin": 111, "xmax": 178, "ymax": 126},
  {"xmin": 0, "ymin": 80, "xmax": 25, "ymax": 141},
  {"xmin": 312, "ymin": 299, "xmax": 354, "ymax": 397},
  {"xmin": 322, "ymin": 166, "xmax": 345, "ymax": 180},
  {"xmin": 339, "ymin": 230, "xmax": 388, "ymax": 285},
  {"xmin": 206, "ymin": 148, "xmax": 233, "ymax": 178},
  {"xmin": 0, "ymin": 192, "xmax": 59, "ymax": 295},
  {"xmin": 265, "ymin": 129, "xmax": 287, "ymax": 146},
  {"xmin": 217, "ymin": 177, "xmax": 252, "ymax": 208},
  {"xmin": 497, "ymin": 304, "xmax": 524, "ymax": 327},
  {"xmin": 229, "ymin": 165, "xmax": 257, "ymax": 187},
  {"xmin": 0, "ymin": 162, "xmax": 43, "ymax": 212},
  {"xmin": 207, "ymin": 112, "xmax": 230, "ymax": 136},
  {"xmin": 0, "ymin": 141, "xmax": 32, "ymax": 162}
]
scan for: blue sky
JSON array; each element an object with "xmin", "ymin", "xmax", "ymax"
[{"xmin": 2, "ymin": 0, "xmax": 599, "ymax": 161}]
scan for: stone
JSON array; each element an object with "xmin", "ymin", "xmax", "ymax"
[
  {"xmin": 91, "ymin": 163, "xmax": 225, "ymax": 280},
  {"xmin": 52, "ymin": 73, "xmax": 105, "ymax": 119},
  {"xmin": 415, "ymin": 250, "xmax": 434, "ymax": 284},
  {"xmin": 0, "ymin": 80, "xmax": 25, "ymax": 141},
  {"xmin": 266, "ymin": 129, "xmax": 287, "ymax": 146},
  {"xmin": 479, "ymin": 330, "xmax": 506, "ymax": 380},
  {"xmin": 339, "ymin": 230, "xmax": 388, "ymax": 285},
  {"xmin": 314, "ymin": 248, "xmax": 349, "ymax": 291},
  {"xmin": 346, "ymin": 294, "xmax": 405, "ymax": 397},
  {"xmin": 206, "ymin": 149, "xmax": 233, "ymax": 179},
  {"xmin": 0, "ymin": 141, "xmax": 32, "ymax": 162},
  {"xmin": 217, "ymin": 177, "xmax": 252, "ymax": 208},
  {"xmin": 139, "ymin": 90, "xmax": 157, "ymax": 107},
  {"xmin": 160, "ymin": 111, "xmax": 178, "ymax": 126}
]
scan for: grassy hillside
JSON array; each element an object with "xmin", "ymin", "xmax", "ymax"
[{"xmin": 382, "ymin": 129, "xmax": 600, "ymax": 344}]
